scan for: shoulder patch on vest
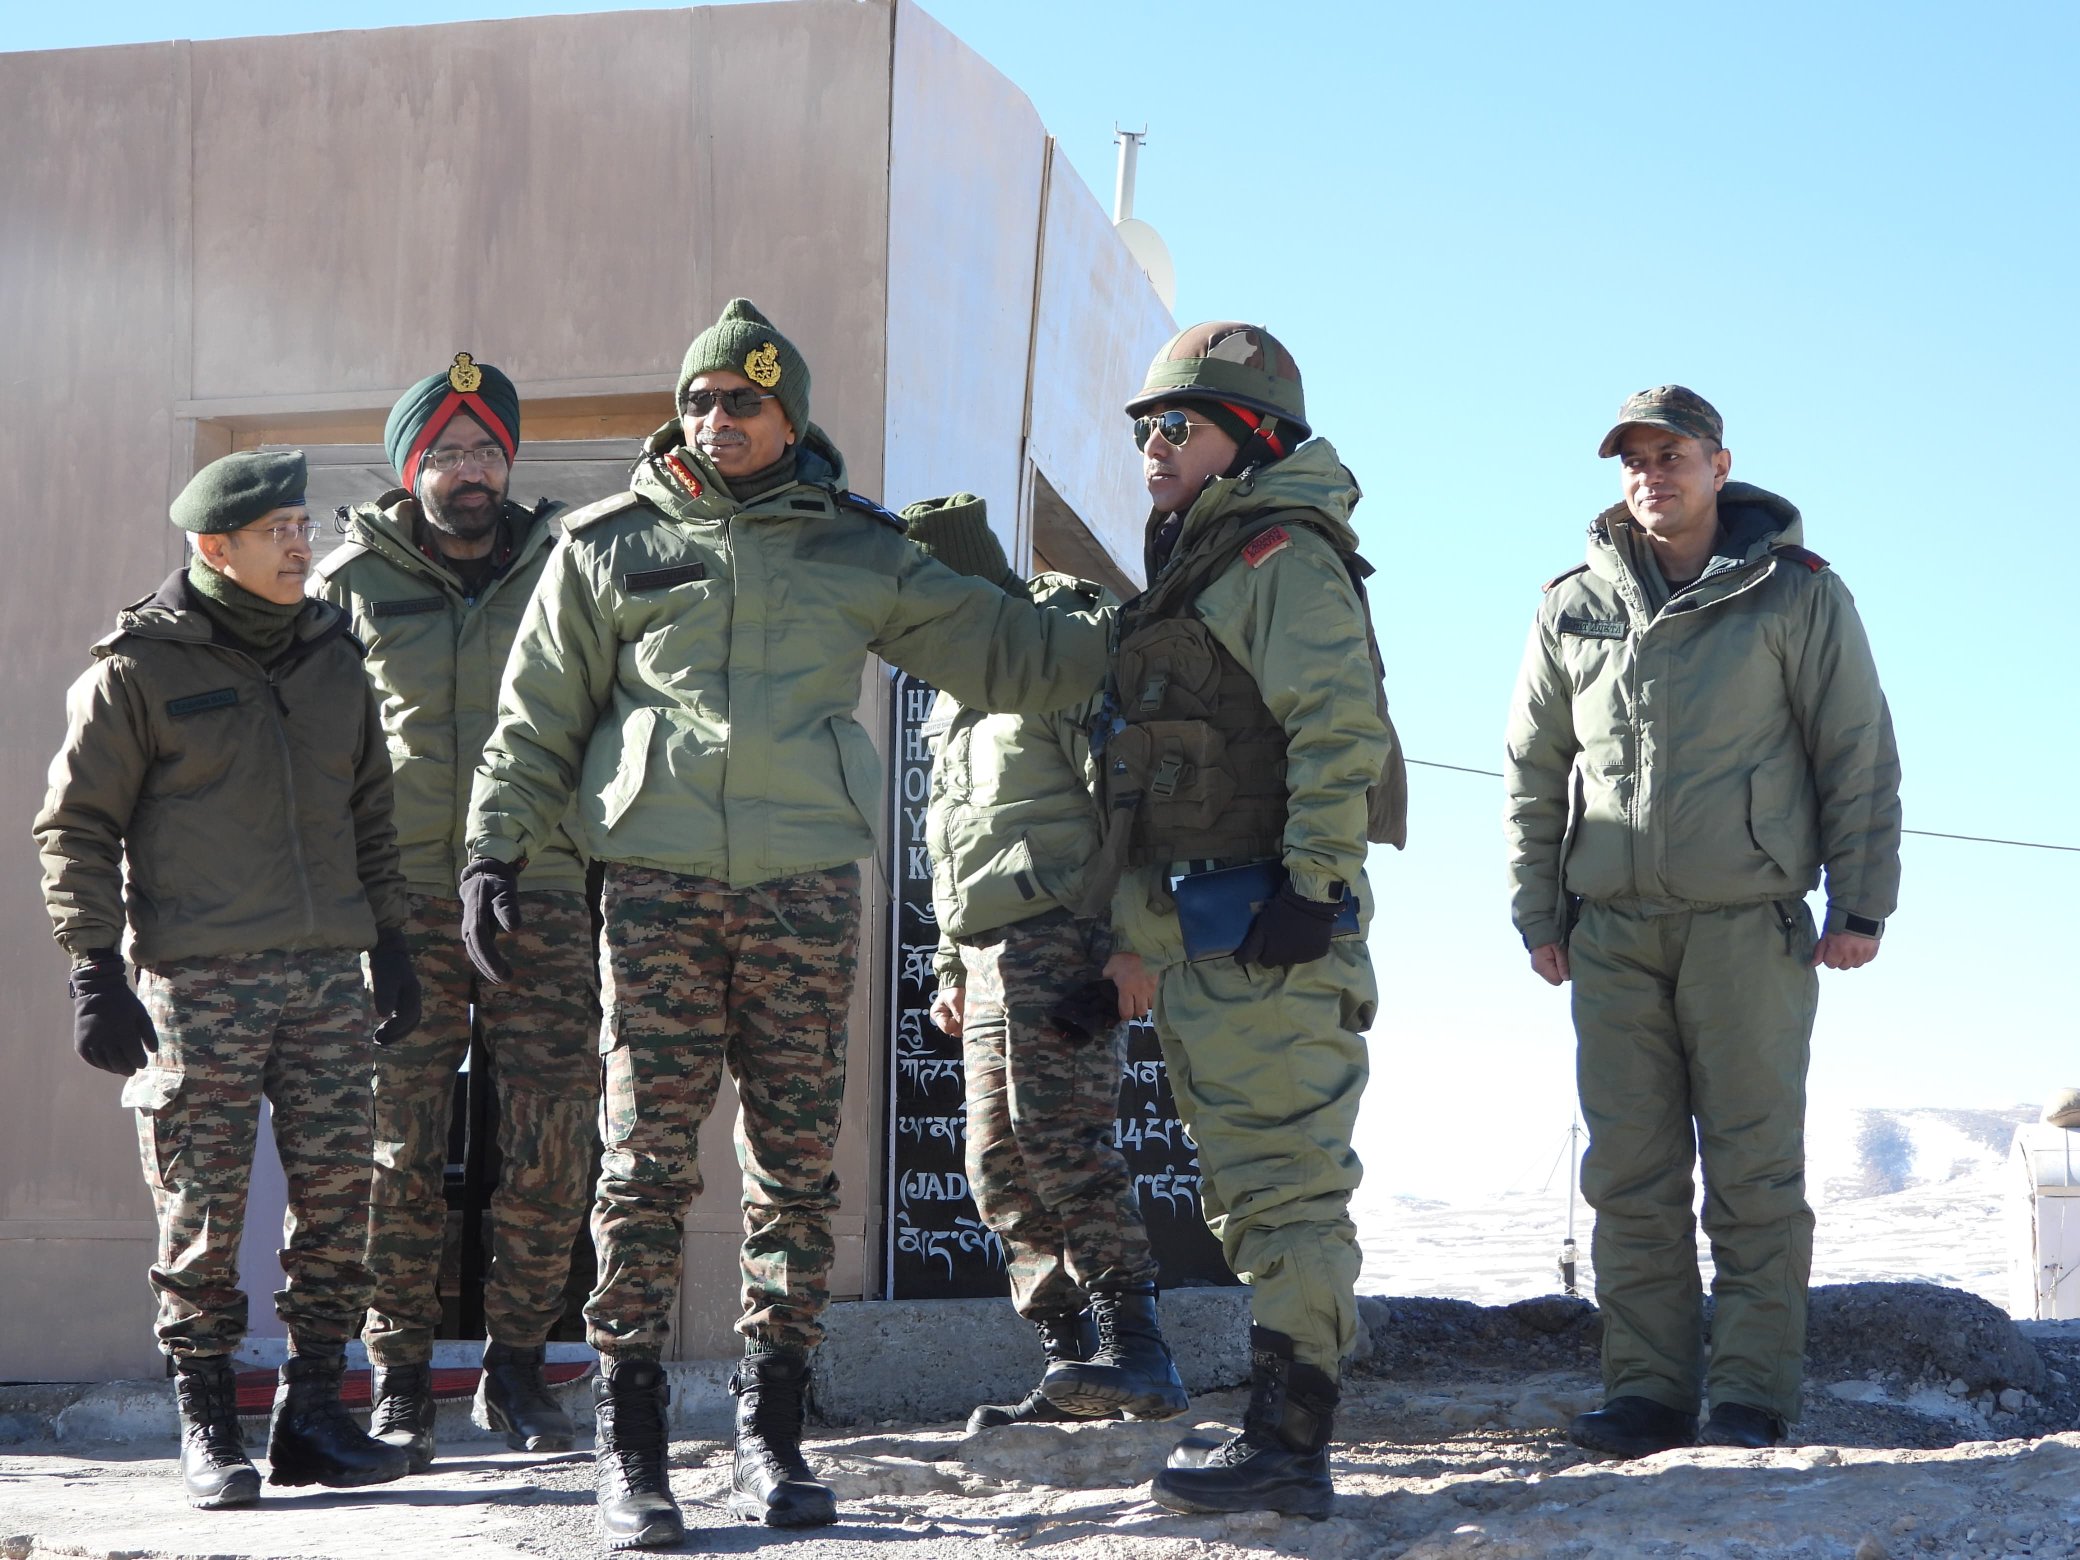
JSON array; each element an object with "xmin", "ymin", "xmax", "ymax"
[
  {"xmin": 564, "ymin": 491, "xmax": 645, "ymax": 532},
  {"xmin": 1771, "ymin": 544, "xmax": 1830, "ymax": 574},
  {"xmin": 837, "ymin": 491, "xmax": 907, "ymax": 533},
  {"xmin": 1543, "ymin": 563, "xmax": 1591, "ymax": 592},
  {"xmin": 1241, "ymin": 526, "xmax": 1291, "ymax": 568}
]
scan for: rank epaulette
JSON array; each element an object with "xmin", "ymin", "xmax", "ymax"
[
  {"xmin": 837, "ymin": 491, "xmax": 908, "ymax": 533},
  {"xmin": 564, "ymin": 491, "xmax": 645, "ymax": 532},
  {"xmin": 1543, "ymin": 563, "xmax": 1591, "ymax": 592},
  {"xmin": 1771, "ymin": 544, "xmax": 1830, "ymax": 574}
]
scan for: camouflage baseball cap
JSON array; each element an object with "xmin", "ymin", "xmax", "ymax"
[
  {"xmin": 1126, "ymin": 321, "xmax": 1309, "ymax": 439},
  {"xmin": 1597, "ymin": 385, "xmax": 1724, "ymax": 458}
]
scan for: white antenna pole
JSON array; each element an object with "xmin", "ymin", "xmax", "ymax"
[{"xmin": 1113, "ymin": 124, "xmax": 1147, "ymax": 223}]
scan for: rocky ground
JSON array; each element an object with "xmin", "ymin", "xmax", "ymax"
[{"xmin": 9, "ymin": 1283, "xmax": 2080, "ymax": 1560}]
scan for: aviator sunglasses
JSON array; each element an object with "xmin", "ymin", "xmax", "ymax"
[
  {"xmin": 1132, "ymin": 409, "xmax": 1221, "ymax": 451},
  {"xmin": 683, "ymin": 387, "xmax": 778, "ymax": 418}
]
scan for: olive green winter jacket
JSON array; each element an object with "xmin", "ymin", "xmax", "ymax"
[
  {"xmin": 1503, "ymin": 482, "xmax": 1902, "ymax": 950},
  {"xmin": 312, "ymin": 492, "xmax": 586, "ymax": 897},
  {"xmin": 34, "ymin": 572, "xmax": 409, "ymax": 964},
  {"xmin": 1110, "ymin": 439, "xmax": 1391, "ymax": 968},
  {"xmin": 465, "ymin": 427, "xmax": 1109, "ymax": 888},
  {"xmin": 924, "ymin": 574, "xmax": 1115, "ymax": 987}
]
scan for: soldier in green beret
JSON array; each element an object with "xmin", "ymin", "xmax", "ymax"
[
  {"xmin": 33, "ymin": 450, "xmax": 422, "ymax": 1507},
  {"xmin": 313, "ymin": 355, "xmax": 597, "ymax": 1470},
  {"xmin": 460, "ymin": 297, "xmax": 1108, "ymax": 1549}
]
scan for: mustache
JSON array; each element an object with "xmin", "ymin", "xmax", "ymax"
[
  {"xmin": 447, "ymin": 482, "xmax": 497, "ymax": 502},
  {"xmin": 695, "ymin": 429, "xmax": 748, "ymax": 446}
]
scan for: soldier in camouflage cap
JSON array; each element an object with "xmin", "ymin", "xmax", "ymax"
[
  {"xmin": 1506, "ymin": 385, "xmax": 1900, "ymax": 1458},
  {"xmin": 34, "ymin": 451, "xmax": 420, "ymax": 1507}
]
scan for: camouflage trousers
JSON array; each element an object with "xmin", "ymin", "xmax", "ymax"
[
  {"xmin": 587, "ymin": 863, "xmax": 858, "ymax": 1361},
  {"xmin": 958, "ymin": 908, "xmax": 1157, "ymax": 1317},
  {"xmin": 127, "ymin": 948, "xmax": 375, "ymax": 1359},
  {"xmin": 362, "ymin": 892, "xmax": 600, "ymax": 1366}
]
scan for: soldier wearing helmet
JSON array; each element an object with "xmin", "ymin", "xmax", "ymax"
[{"xmin": 1093, "ymin": 323, "xmax": 1406, "ymax": 1518}]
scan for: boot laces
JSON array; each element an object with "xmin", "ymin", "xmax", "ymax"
[
  {"xmin": 370, "ymin": 1371, "xmax": 426, "ymax": 1438},
  {"xmin": 179, "ymin": 1372, "xmax": 247, "ymax": 1466},
  {"xmin": 598, "ymin": 1393, "xmax": 670, "ymax": 1497},
  {"xmin": 738, "ymin": 1365, "xmax": 813, "ymax": 1482}
]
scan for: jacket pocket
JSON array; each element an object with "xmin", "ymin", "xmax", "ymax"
[
  {"xmin": 950, "ymin": 834, "xmax": 1051, "ymax": 934},
  {"xmin": 598, "ymin": 708, "xmax": 659, "ymax": 831},
  {"xmin": 1747, "ymin": 757, "xmax": 1818, "ymax": 881},
  {"xmin": 830, "ymin": 717, "xmax": 885, "ymax": 849},
  {"xmin": 1554, "ymin": 760, "xmax": 1586, "ymax": 933},
  {"xmin": 120, "ymin": 1065, "xmax": 187, "ymax": 1192}
]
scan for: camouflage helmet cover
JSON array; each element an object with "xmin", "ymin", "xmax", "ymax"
[{"xmin": 1126, "ymin": 321, "xmax": 1309, "ymax": 439}]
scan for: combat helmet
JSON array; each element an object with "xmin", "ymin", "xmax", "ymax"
[{"xmin": 1126, "ymin": 321, "xmax": 1310, "ymax": 443}]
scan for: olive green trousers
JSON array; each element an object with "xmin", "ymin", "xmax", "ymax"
[
  {"xmin": 1153, "ymin": 941, "xmax": 1375, "ymax": 1371},
  {"xmin": 1571, "ymin": 898, "xmax": 1819, "ymax": 1422}
]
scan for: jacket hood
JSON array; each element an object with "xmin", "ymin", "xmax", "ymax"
[
  {"xmin": 104, "ymin": 568, "xmax": 345, "ymax": 655},
  {"xmin": 1169, "ymin": 437, "xmax": 1363, "ymax": 557},
  {"xmin": 335, "ymin": 490, "xmax": 561, "ymax": 583},
  {"xmin": 1589, "ymin": 479, "xmax": 1803, "ymax": 572},
  {"xmin": 633, "ymin": 420, "xmax": 848, "ymax": 519}
]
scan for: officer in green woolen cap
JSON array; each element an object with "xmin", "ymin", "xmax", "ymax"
[
  {"xmin": 456, "ymin": 297, "xmax": 1110, "ymax": 1549},
  {"xmin": 33, "ymin": 450, "xmax": 421, "ymax": 1508},
  {"xmin": 1091, "ymin": 322, "xmax": 1408, "ymax": 1520},
  {"xmin": 1506, "ymin": 386, "xmax": 1900, "ymax": 1457},
  {"xmin": 312, "ymin": 354, "xmax": 598, "ymax": 1473}
]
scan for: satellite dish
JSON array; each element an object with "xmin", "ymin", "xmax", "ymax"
[{"xmin": 1115, "ymin": 216, "xmax": 1177, "ymax": 311}]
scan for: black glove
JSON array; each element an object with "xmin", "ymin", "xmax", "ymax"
[
  {"xmin": 69, "ymin": 952, "xmax": 159, "ymax": 1076},
  {"xmin": 1048, "ymin": 979, "xmax": 1123, "ymax": 1044},
  {"xmin": 460, "ymin": 856, "xmax": 524, "ymax": 983},
  {"xmin": 368, "ymin": 927, "xmax": 422, "ymax": 1047},
  {"xmin": 1233, "ymin": 881, "xmax": 1343, "ymax": 970}
]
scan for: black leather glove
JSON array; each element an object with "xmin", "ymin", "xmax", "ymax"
[
  {"xmin": 460, "ymin": 856, "xmax": 524, "ymax": 983},
  {"xmin": 69, "ymin": 952, "xmax": 159, "ymax": 1076},
  {"xmin": 1234, "ymin": 881, "xmax": 1342, "ymax": 970},
  {"xmin": 368, "ymin": 927, "xmax": 422, "ymax": 1047},
  {"xmin": 1048, "ymin": 979, "xmax": 1123, "ymax": 1044}
]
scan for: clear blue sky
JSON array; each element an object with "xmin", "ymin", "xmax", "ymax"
[{"xmin": 12, "ymin": 1, "xmax": 2076, "ymax": 1193}]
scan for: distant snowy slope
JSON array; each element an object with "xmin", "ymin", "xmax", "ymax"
[{"xmin": 1807, "ymin": 1105, "xmax": 2036, "ymax": 1203}]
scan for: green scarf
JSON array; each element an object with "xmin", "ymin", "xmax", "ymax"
[{"xmin": 186, "ymin": 555, "xmax": 305, "ymax": 663}]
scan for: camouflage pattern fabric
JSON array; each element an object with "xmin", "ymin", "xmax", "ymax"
[
  {"xmin": 958, "ymin": 908, "xmax": 1157, "ymax": 1316},
  {"xmin": 127, "ymin": 949, "xmax": 376, "ymax": 1358},
  {"xmin": 362, "ymin": 891, "xmax": 600, "ymax": 1366},
  {"xmin": 586, "ymin": 863, "xmax": 859, "ymax": 1360}
]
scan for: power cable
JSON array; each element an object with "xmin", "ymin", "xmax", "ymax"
[{"xmin": 1405, "ymin": 758, "xmax": 2080, "ymax": 853}]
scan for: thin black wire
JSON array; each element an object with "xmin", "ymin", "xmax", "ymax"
[{"xmin": 1405, "ymin": 758, "xmax": 2080, "ymax": 854}]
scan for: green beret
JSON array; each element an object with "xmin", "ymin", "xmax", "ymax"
[
  {"xmin": 170, "ymin": 450, "xmax": 308, "ymax": 534},
  {"xmin": 677, "ymin": 298, "xmax": 810, "ymax": 439},
  {"xmin": 902, "ymin": 493, "xmax": 1017, "ymax": 589},
  {"xmin": 385, "ymin": 352, "xmax": 521, "ymax": 490}
]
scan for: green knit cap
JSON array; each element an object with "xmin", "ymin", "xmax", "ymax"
[
  {"xmin": 677, "ymin": 297, "xmax": 810, "ymax": 437},
  {"xmin": 169, "ymin": 450, "xmax": 308, "ymax": 534},
  {"xmin": 903, "ymin": 494, "xmax": 1016, "ymax": 588}
]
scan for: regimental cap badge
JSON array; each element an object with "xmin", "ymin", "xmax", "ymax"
[
  {"xmin": 744, "ymin": 342, "xmax": 782, "ymax": 389},
  {"xmin": 448, "ymin": 352, "xmax": 484, "ymax": 394}
]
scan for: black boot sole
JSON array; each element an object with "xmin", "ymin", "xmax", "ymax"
[
  {"xmin": 186, "ymin": 1467, "xmax": 262, "ymax": 1509},
  {"xmin": 1567, "ymin": 1418, "xmax": 1697, "ymax": 1458},
  {"xmin": 373, "ymin": 1431, "xmax": 436, "ymax": 1474},
  {"xmin": 267, "ymin": 1458, "xmax": 411, "ymax": 1489},
  {"xmin": 728, "ymin": 1482, "xmax": 837, "ymax": 1527},
  {"xmin": 600, "ymin": 1513, "xmax": 686, "ymax": 1551},
  {"xmin": 1040, "ymin": 1367, "xmax": 1190, "ymax": 1422},
  {"xmin": 1151, "ymin": 1467, "xmax": 1334, "ymax": 1520}
]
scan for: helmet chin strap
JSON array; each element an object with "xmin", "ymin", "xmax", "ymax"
[{"xmin": 1221, "ymin": 405, "xmax": 1289, "ymax": 481}]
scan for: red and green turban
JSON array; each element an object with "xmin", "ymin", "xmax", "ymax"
[{"xmin": 385, "ymin": 353, "xmax": 521, "ymax": 490}]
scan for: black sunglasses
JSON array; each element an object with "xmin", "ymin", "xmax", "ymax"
[
  {"xmin": 1132, "ymin": 410, "xmax": 1220, "ymax": 451},
  {"xmin": 683, "ymin": 388, "xmax": 776, "ymax": 418}
]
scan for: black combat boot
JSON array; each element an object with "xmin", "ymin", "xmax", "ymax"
[
  {"xmin": 728, "ymin": 1347, "xmax": 836, "ymax": 1527},
  {"xmin": 1152, "ymin": 1326, "xmax": 1337, "ymax": 1519},
  {"xmin": 368, "ymin": 1361, "xmax": 437, "ymax": 1473},
  {"xmin": 265, "ymin": 1351, "xmax": 412, "ymax": 1488},
  {"xmin": 1040, "ymin": 1285, "xmax": 1190, "ymax": 1421},
  {"xmin": 969, "ymin": 1309, "xmax": 1122, "ymax": 1431},
  {"xmin": 593, "ymin": 1357, "xmax": 684, "ymax": 1552},
  {"xmin": 477, "ymin": 1341, "xmax": 577, "ymax": 1452},
  {"xmin": 172, "ymin": 1355, "xmax": 260, "ymax": 1509},
  {"xmin": 1568, "ymin": 1394, "xmax": 1698, "ymax": 1458},
  {"xmin": 1698, "ymin": 1401, "xmax": 1785, "ymax": 1449}
]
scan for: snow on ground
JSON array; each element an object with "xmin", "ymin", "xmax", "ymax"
[{"xmin": 1356, "ymin": 1104, "xmax": 2039, "ymax": 1310}]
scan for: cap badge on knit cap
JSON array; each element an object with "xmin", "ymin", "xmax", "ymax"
[
  {"xmin": 447, "ymin": 352, "xmax": 484, "ymax": 393},
  {"xmin": 744, "ymin": 343, "xmax": 783, "ymax": 389}
]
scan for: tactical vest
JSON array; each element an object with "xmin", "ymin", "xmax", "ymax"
[{"xmin": 1095, "ymin": 510, "xmax": 1407, "ymax": 882}]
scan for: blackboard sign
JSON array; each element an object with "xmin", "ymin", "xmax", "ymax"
[{"xmin": 882, "ymin": 668, "xmax": 1235, "ymax": 1300}]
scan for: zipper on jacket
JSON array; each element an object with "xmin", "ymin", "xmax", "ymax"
[{"xmin": 232, "ymin": 645, "xmax": 320, "ymax": 941}]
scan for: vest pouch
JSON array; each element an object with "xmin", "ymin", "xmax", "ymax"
[
  {"xmin": 1106, "ymin": 720, "xmax": 1238, "ymax": 839},
  {"xmin": 1114, "ymin": 617, "xmax": 1223, "ymax": 720}
]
